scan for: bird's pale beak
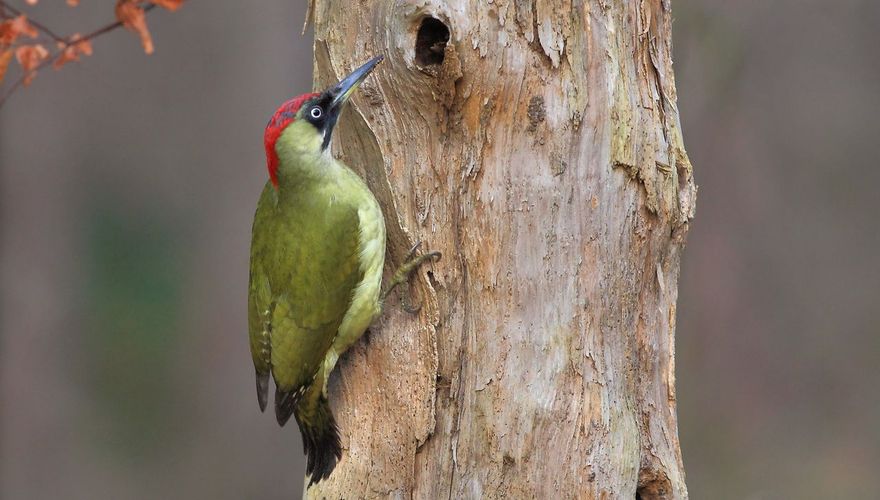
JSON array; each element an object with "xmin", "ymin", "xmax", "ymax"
[{"xmin": 328, "ymin": 55, "xmax": 384, "ymax": 111}]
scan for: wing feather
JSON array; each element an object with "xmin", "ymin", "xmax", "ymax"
[{"xmin": 247, "ymin": 182, "xmax": 363, "ymax": 408}]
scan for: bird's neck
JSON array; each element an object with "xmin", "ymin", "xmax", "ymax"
[
  {"xmin": 274, "ymin": 123, "xmax": 341, "ymax": 189},
  {"xmin": 277, "ymin": 149, "xmax": 338, "ymax": 186}
]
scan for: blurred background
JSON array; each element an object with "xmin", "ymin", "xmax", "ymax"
[{"xmin": 0, "ymin": 1, "xmax": 877, "ymax": 499}]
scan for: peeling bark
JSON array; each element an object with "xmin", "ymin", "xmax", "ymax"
[{"xmin": 306, "ymin": 1, "xmax": 694, "ymax": 498}]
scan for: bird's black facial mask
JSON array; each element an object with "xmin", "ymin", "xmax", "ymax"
[
  {"xmin": 302, "ymin": 94, "xmax": 337, "ymax": 151},
  {"xmin": 305, "ymin": 55, "xmax": 384, "ymax": 151}
]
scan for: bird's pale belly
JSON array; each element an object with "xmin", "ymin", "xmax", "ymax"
[{"xmin": 320, "ymin": 196, "xmax": 385, "ymax": 389}]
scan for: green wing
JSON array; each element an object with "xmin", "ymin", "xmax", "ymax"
[{"xmin": 248, "ymin": 182, "xmax": 363, "ymax": 411}]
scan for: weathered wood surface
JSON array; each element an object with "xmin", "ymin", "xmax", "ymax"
[{"xmin": 307, "ymin": 0, "xmax": 695, "ymax": 498}]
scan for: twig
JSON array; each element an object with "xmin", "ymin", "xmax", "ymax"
[
  {"xmin": 85, "ymin": 4, "xmax": 157, "ymax": 40},
  {"xmin": 0, "ymin": 3, "xmax": 158, "ymax": 109},
  {"xmin": 0, "ymin": 1, "xmax": 66, "ymax": 43}
]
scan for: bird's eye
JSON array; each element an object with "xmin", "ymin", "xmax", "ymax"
[{"xmin": 309, "ymin": 106, "xmax": 323, "ymax": 119}]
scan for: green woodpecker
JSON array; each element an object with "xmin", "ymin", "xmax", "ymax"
[{"xmin": 249, "ymin": 56, "xmax": 437, "ymax": 486}]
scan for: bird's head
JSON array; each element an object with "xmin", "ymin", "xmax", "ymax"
[{"xmin": 264, "ymin": 55, "xmax": 384, "ymax": 186}]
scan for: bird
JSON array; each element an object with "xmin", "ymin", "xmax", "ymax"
[{"xmin": 248, "ymin": 55, "xmax": 439, "ymax": 486}]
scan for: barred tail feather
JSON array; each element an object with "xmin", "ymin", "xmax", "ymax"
[{"xmin": 294, "ymin": 394, "xmax": 342, "ymax": 486}]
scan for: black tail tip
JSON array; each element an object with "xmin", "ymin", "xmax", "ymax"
[
  {"xmin": 297, "ymin": 403, "xmax": 342, "ymax": 487},
  {"xmin": 304, "ymin": 420, "xmax": 342, "ymax": 487}
]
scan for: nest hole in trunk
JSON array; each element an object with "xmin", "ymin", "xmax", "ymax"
[{"xmin": 415, "ymin": 16, "xmax": 450, "ymax": 66}]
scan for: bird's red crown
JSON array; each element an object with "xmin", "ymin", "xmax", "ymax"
[{"xmin": 264, "ymin": 92, "xmax": 320, "ymax": 186}]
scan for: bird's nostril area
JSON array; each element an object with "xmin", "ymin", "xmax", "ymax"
[{"xmin": 415, "ymin": 16, "xmax": 450, "ymax": 66}]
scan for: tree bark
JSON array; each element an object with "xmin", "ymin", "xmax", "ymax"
[{"xmin": 306, "ymin": 0, "xmax": 695, "ymax": 498}]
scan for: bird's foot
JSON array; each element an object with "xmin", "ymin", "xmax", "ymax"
[{"xmin": 381, "ymin": 241, "xmax": 441, "ymax": 313}]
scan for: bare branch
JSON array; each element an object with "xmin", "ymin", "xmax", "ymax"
[
  {"xmin": 0, "ymin": 2, "xmax": 160, "ymax": 110},
  {"xmin": 0, "ymin": 2, "xmax": 66, "ymax": 43}
]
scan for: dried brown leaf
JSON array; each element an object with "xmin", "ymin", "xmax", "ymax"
[
  {"xmin": 53, "ymin": 35, "xmax": 93, "ymax": 69},
  {"xmin": 0, "ymin": 15, "xmax": 40, "ymax": 45},
  {"xmin": 14, "ymin": 44, "xmax": 49, "ymax": 86},
  {"xmin": 115, "ymin": 0, "xmax": 153, "ymax": 54},
  {"xmin": 72, "ymin": 36, "xmax": 93, "ymax": 56},
  {"xmin": 151, "ymin": 0, "xmax": 184, "ymax": 11},
  {"xmin": 0, "ymin": 50, "xmax": 13, "ymax": 86}
]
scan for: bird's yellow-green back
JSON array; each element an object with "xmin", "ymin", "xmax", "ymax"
[{"xmin": 248, "ymin": 176, "xmax": 363, "ymax": 396}]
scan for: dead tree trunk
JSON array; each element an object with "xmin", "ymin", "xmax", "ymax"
[{"xmin": 306, "ymin": 0, "xmax": 695, "ymax": 498}]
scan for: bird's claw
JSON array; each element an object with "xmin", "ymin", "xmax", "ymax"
[
  {"xmin": 405, "ymin": 241, "xmax": 423, "ymax": 262},
  {"xmin": 380, "ymin": 242, "xmax": 441, "ymax": 312},
  {"xmin": 405, "ymin": 241, "xmax": 442, "ymax": 264},
  {"xmin": 402, "ymin": 296, "xmax": 422, "ymax": 314}
]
